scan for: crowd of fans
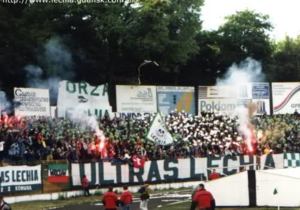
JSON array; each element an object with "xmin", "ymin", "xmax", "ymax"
[{"xmin": 0, "ymin": 111, "xmax": 299, "ymax": 164}]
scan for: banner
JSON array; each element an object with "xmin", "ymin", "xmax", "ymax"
[
  {"xmin": 48, "ymin": 164, "xmax": 69, "ymax": 183},
  {"xmin": 157, "ymin": 86, "xmax": 195, "ymax": 116},
  {"xmin": 57, "ymin": 81, "xmax": 112, "ymax": 119},
  {"xmin": 114, "ymin": 112, "xmax": 152, "ymax": 120},
  {"xmin": 146, "ymin": 113, "xmax": 173, "ymax": 145},
  {"xmin": 199, "ymin": 83, "xmax": 270, "ymax": 115},
  {"xmin": 71, "ymin": 156, "xmax": 257, "ymax": 186},
  {"xmin": 14, "ymin": 88, "xmax": 50, "ymax": 117},
  {"xmin": 272, "ymin": 82, "xmax": 300, "ymax": 114},
  {"xmin": 0, "ymin": 165, "xmax": 42, "ymax": 193},
  {"xmin": 260, "ymin": 154, "xmax": 284, "ymax": 169},
  {"xmin": 116, "ymin": 85, "xmax": 157, "ymax": 113},
  {"xmin": 284, "ymin": 153, "xmax": 300, "ymax": 168}
]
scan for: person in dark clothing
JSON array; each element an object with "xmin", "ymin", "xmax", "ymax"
[
  {"xmin": 82, "ymin": 175, "xmax": 90, "ymax": 196},
  {"xmin": 102, "ymin": 187, "xmax": 119, "ymax": 210},
  {"xmin": 191, "ymin": 184, "xmax": 215, "ymax": 210},
  {"xmin": 0, "ymin": 194, "xmax": 11, "ymax": 210}
]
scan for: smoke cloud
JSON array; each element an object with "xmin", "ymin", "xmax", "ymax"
[
  {"xmin": 23, "ymin": 37, "xmax": 106, "ymax": 150},
  {"xmin": 71, "ymin": 104, "xmax": 106, "ymax": 151},
  {"xmin": 217, "ymin": 57, "xmax": 266, "ymax": 151},
  {"xmin": 24, "ymin": 37, "xmax": 75, "ymax": 104},
  {"xmin": 0, "ymin": 91, "xmax": 11, "ymax": 114},
  {"xmin": 217, "ymin": 58, "xmax": 265, "ymax": 85}
]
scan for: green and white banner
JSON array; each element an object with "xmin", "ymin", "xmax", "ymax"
[
  {"xmin": 284, "ymin": 153, "xmax": 300, "ymax": 168},
  {"xmin": 57, "ymin": 81, "xmax": 112, "ymax": 119},
  {"xmin": 146, "ymin": 113, "xmax": 173, "ymax": 145},
  {"xmin": 0, "ymin": 165, "xmax": 42, "ymax": 193},
  {"xmin": 71, "ymin": 156, "xmax": 256, "ymax": 186}
]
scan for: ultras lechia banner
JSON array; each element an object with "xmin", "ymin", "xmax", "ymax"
[
  {"xmin": 71, "ymin": 154, "xmax": 287, "ymax": 187},
  {"xmin": 57, "ymin": 81, "xmax": 113, "ymax": 119},
  {"xmin": 0, "ymin": 165, "xmax": 42, "ymax": 193}
]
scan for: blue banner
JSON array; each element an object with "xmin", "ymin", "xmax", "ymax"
[{"xmin": 157, "ymin": 86, "xmax": 195, "ymax": 116}]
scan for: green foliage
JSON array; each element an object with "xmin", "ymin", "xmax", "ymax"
[
  {"xmin": 217, "ymin": 10, "xmax": 273, "ymax": 66},
  {"xmin": 266, "ymin": 36, "xmax": 300, "ymax": 81},
  {"xmin": 0, "ymin": 4, "xmax": 299, "ymax": 98}
]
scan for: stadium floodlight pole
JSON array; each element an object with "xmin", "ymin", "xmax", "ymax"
[{"xmin": 138, "ymin": 60, "xmax": 159, "ymax": 85}]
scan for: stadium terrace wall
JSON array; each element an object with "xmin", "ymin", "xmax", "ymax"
[{"xmin": 0, "ymin": 153, "xmax": 296, "ymax": 197}]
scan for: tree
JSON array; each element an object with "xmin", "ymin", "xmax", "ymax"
[
  {"xmin": 20, "ymin": 1, "xmax": 204, "ymax": 109},
  {"xmin": 0, "ymin": 5, "xmax": 34, "ymax": 97},
  {"xmin": 267, "ymin": 36, "xmax": 300, "ymax": 81},
  {"xmin": 217, "ymin": 10, "xmax": 273, "ymax": 68},
  {"xmin": 179, "ymin": 30, "xmax": 222, "ymax": 86}
]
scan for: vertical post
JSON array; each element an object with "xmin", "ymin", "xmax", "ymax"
[{"xmin": 41, "ymin": 163, "xmax": 45, "ymax": 194}]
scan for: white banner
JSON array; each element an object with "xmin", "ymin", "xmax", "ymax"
[
  {"xmin": 0, "ymin": 165, "xmax": 42, "ymax": 193},
  {"xmin": 57, "ymin": 81, "xmax": 112, "ymax": 119},
  {"xmin": 272, "ymin": 82, "xmax": 300, "ymax": 114},
  {"xmin": 14, "ymin": 88, "xmax": 50, "ymax": 117},
  {"xmin": 199, "ymin": 99, "xmax": 237, "ymax": 114},
  {"xmin": 116, "ymin": 85, "xmax": 157, "ymax": 113},
  {"xmin": 71, "ymin": 155, "xmax": 257, "ymax": 186},
  {"xmin": 146, "ymin": 113, "xmax": 173, "ymax": 145},
  {"xmin": 199, "ymin": 83, "xmax": 270, "ymax": 115}
]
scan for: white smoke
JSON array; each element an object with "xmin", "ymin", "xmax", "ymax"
[
  {"xmin": 217, "ymin": 57, "xmax": 265, "ymax": 151},
  {"xmin": 217, "ymin": 58, "xmax": 264, "ymax": 85},
  {"xmin": 71, "ymin": 104, "xmax": 106, "ymax": 151},
  {"xmin": 24, "ymin": 37, "xmax": 107, "ymax": 151},
  {"xmin": 24, "ymin": 37, "xmax": 74, "ymax": 104},
  {"xmin": 0, "ymin": 91, "xmax": 11, "ymax": 114}
]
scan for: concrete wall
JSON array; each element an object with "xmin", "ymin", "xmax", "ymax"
[
  {"xmin": 6, "ymin": 168, "xmax": 300, "ymax": 207},
  {"xmin": 205, "ymin": 172, "xmax": 249, "ymax": 206},
  {"xmin": 256, "ymin": 168, "xmax": 300, "ymax": 207},
  {"xmin": 5, "ymin": 181, "xmax": 200, "ymax": 204}
]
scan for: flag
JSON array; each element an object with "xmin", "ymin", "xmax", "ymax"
[
  {"xmin": 146, "ymin": 113, "xmax": 173, "ymax": 145},
  {"xmin": 133, "ymin": 156, "xmax": 146, "ymax": 168},
  {"xmin": 273, "ymin": 188, "xmax": 278, "ymax": 195},
  {"xmin": 48, "ymin": 164, "xmax": 69, "ymax": 183}
]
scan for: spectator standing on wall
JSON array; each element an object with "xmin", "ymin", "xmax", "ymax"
[
  {"xmin": 102, "ymin": 187, "xmax": 119, "ymax": 210},
  {"xmin": 209, "ymin": 169, "xmax": 220, "ymax": 180},
  {"xmin": 191, "ymin": 184, "xmax": 215, "ymax": 210},
  {"xmin": 139, "ymin": 183, "xmax": 150, "ymax": 210},
  {"xmin": 120, "ymin": 185, "xmax": 133, "ymax": 210},
  {"xmin": 82, "ymin": 175, "xmax": 90, "ymax": 196}
]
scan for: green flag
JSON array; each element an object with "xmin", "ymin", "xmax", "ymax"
[{"xmin": 273, "ymin": 188, "xmax": 278, "ymax": 195}]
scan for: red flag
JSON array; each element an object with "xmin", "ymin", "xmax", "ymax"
[{"xmin": 133, "ymin": 156, "xmax": 146, "ymax": 168}]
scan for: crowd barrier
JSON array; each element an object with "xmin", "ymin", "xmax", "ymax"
[{"xmin": 0, "ymin": 153, "xmax": 298, "ymax": 197}]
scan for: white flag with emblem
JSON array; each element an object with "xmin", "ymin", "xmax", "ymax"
[{"xmin": 146, "ymin": 113, "xmax": 173, "ymax": 145}]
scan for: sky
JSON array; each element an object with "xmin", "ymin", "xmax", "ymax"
[{"xmin": 201, "ymin": 0, "xmax": 300, "ymax": 41}]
